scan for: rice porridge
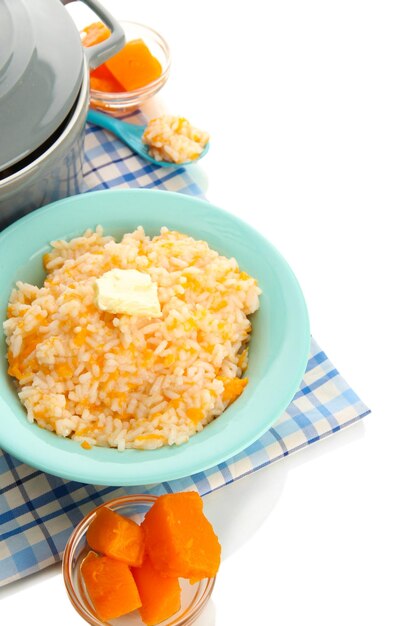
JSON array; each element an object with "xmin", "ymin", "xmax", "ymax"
[{"xmin": 4, "ymin": 226, "xmax": 261, "ymax": 450}]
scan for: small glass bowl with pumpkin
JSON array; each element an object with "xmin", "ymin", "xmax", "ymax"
[
  {"xmin": 81, "ymin": 21, "xmax": 171, "ymax": 115},
  {"xmin": 63, "ymin": 492, "xmax": 220, "ymax": 626}
]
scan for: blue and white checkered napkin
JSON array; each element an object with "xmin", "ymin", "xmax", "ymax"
[{"xmin": 0, "ymin": 115, "xmax": 370, "ymax": 587}]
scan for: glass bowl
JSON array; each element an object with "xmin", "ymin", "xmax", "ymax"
[
  {"xmin": 63, "ymin": 494, "xmax": 215, "ymax": 626},
  {"xmin": 89, "ymin": 21, "xmax": 171, "ymax": 116}
]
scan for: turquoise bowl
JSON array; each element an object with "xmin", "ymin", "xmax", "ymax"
[{"xmin": 0, "ymin": 189, "xmax": 310, "ymax": 486}]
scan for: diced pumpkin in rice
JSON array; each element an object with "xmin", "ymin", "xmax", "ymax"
[
  {"xmin": 73, "ymin": 328, "xmax": 88, "ymax": 346},
  {"xmin": 135, "ymin": 434, "xmax": 166, "ymax": 441},
  {"xmin": 7, "ymin": 361, "xmax": 23, "ymax": 380},
  {"xmin": 186, "ymin": 408, "xmax": 203, "ymax": 425},
  {"xmin": 134, "ymin": 434, "xmax": 166, "ymax": 450},
  {"xmin": 220, "ymin": 377, "xmax": 248, "ymax": 403},
  {"xmin": 42, "ymin": 253, "xmax": 51, "ymax": 269},
  {"xmin": 55, "ymin": 363, "xmax": 73, "ymax": 379},
  {"xmin": 163, "ymin": 353, "xmax": 176, "ymax": 366},
  {"xmin": 7, "ymin": 338, "xmax": 39, "ymax": 380}
]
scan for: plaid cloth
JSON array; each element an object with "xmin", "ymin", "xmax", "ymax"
[{"xmin": 0, "ymin": 115, "xmax": 370, "ymax": 586}]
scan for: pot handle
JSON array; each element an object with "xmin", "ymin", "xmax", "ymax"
[{"xmin": 65, "ymin": 0, "xmax": 125, "ymax": 69}]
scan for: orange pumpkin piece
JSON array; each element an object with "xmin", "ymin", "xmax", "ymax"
[
  {"xmin": 142, "ymin": 492, "xmax": 221, "ymax": 581},
  {"xmin": 221, "ymin": 376, "xmax": 248, "ymax": 403},
  {"xmin": 81, "ymin": 22, "xmax": 123, "ymax": 93},
  {"xmin": 186, "ymin": 407, "xmax": 204, "ymax": 425},
  {"xmin": 87, "ymin": 507, "xmax": 145, "ymax": 567},
  {"xmin": 81, "ymin": 552, "xmax": 141, "ymax": 621},
  {"xmin": 105, "ymin": 39, "xmax": 162, "ymax": 91},
  {"xmin": 81, "ymin": 21, "xmax": 110, "ymax": 48},
  {"xmin": 90, "ymin": 64, "xmax": 124, "ymax": 93},
  {"xmin": 131, "ymin": 556, "xmax": 181, "ymax": 626}
]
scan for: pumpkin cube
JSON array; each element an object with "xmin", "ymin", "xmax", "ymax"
[
  {"xmin": 86, "ymin": 507, "xmax": 145, "ymax": 567},
  {"xmin": 141, "ymin": 492, "xmax": 221, "ymax": 581},
  {"xmin": 105, "ymin": 39, "xmax": 162, "ymax": 91},
  {"xmin": 131, "ymin": 556, "xmax": 181, "ymax": 626},
  {"xmin": 81, "ymin": 552, "xmax": 141, "ymax": 621}
]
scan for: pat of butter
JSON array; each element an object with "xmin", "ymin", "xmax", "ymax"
[{"xmin": 94, "ymin": 269, "xmax": 161, "ymax": 317}]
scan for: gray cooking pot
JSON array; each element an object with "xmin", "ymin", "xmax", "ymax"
[{"xmin": 0, "ymin": 0, "xmax": 125, "ymax": 230}]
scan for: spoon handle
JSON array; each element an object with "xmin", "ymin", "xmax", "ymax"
[{"xmin": 87, "ymin": 109, "xmax": 123, "ymax": 136}]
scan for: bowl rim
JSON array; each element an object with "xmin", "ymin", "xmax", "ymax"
[
  {"xmin": 62, "ymin": 494, "xmax": 216, "ymax": 626},
  {"xmin": 0, "ymin": 188, "xmax": 310, "ymax": 485},
  {"xmin": 88, "ymin": 20, "xmax": 171, "ymax": 100}
]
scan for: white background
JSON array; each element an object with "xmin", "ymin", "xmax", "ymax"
[{"xmin": 1, "ymin": 1, "xmax": 399, "ymax": 624}]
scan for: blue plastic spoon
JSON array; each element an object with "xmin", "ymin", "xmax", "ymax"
[{"xmin": 87, "ymin": 109, "xmax": 209, "ymax": 167}]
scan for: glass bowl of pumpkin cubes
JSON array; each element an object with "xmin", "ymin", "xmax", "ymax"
[
  {"xmin": 63, "ymin": 492, "xmax": 220, "ymax": 625},
  {"xmin": 81, "ymin": 21, "xmax": 171, "ymax": 115}
]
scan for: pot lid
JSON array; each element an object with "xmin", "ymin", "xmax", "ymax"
[{"xmin": 0, "ymin": 0, "xmax": 84, "ymax": 172}]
